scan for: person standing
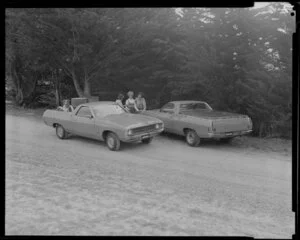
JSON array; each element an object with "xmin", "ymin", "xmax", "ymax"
[
  {"xmin": 115, "ymin": 93, "xmax": 125, "ymax": 108},
  {"xmin": 135, "ymin": 92, "xmax": 147, "ymax": 112},
  {"xmin": 125, "ymin": 91, "xmax": 139, "ymax": 113},
  {"xmin": 58, "ymin": 99, "xmax": 74, "ymax": 112}
]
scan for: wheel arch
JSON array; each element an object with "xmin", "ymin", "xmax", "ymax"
[
  {"xmin": 183, "ymin": 127, "xmax": 193, "ymax": 135},
  {"xmin": 103, "ymin": 130, "xmax": 121, "ymax": 151},
  {"xmin": 102, "ymin": 130, "xmax": 114, "ymax": 140}
]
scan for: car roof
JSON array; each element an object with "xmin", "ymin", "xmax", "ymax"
[
  {"xmin": 168, "ymin": 100, "xmax": 207, "ymax": 105},
  {"xmin": 79, "ymin": 101, "xmax": 117, "ymax": 107}
]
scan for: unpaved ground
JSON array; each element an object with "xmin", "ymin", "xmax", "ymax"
[{"xmin": 5, "ymin": 107, "xmax": 294, "ymax": 237}]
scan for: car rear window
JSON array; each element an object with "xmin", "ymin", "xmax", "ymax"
[
  {"xmin": 92, "ymin": 104, "xmax": 125, "ymax": 118},
  {"xmin": 161, "ymin": 103, "xmax": 175, "ymax": 113},
  {"xmin": 180, "ymin": 103, "xmax": 208, "ymax": 110},
  {"xmin": 76, "ymin": 106, "xmax": 92, "ymax": 117}
]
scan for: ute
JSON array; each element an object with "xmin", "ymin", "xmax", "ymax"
[
  {"xmin": 43, "ymin": 101, "xmax": 164, "ymax": 151},
  {"xmin": 142, "ymin": 100, "xmax": 252, "ymax": 146}
]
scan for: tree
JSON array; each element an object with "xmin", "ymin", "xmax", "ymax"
[
  {"xmin": 18, "ymin": 8, "xmax": 121, "ymax": 98},
  {"xmin": 5, "ymin": 6, "xmax": 293, "ymax": 137},
  {"xmin": 6, "ymin": 9, "xmax": 45, "ymax": 106}
]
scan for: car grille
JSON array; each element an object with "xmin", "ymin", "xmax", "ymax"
[{"xmin": 132, "ymin": 124, "xmax": 157, "ymax": 134}]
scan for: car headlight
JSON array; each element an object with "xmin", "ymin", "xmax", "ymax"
[
  {"xmin": 127, "ymin": 129, "xmax": 133, "ymax": 136},
  {"xmin": 155, "ymin": 123, "xmax": 160, "ymax": 129}
]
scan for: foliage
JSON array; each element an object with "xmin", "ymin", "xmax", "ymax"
[{"xmin": 5, "ymin": 5, "xmax": 294, "ymax": 138}]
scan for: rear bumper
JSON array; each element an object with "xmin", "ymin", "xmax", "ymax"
[
  {"xmin": 122, "ymin": 129, "xmax": 163, "ymax": 142},
  {"xmin": 206, "ymin": 129, "xmax": 252, "ymax": 138}
]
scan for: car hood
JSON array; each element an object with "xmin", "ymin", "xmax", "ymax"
[
  {"xmin": 103, "ymin": 113, "xmax": 161, "ymax": 128},
  {"xmin": 180, "ymin": 110, "xmax": 248, "ymax": 119}
]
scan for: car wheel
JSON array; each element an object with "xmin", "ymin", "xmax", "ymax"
[
  {"xmin": 141, "ymin": 137, "xmax": 153, "ymax": 144},
  {"xmin": 185, "ymin": 129, "xmax": 200, "ymax": 147},
  {"xmin": 220, "ymin": 137, "xmax": 234, "ymax": 144},
  {"xmin": 106, "ymin": 132, "xmax": 121, "ymax": 151},
  {"xmin": 56, "ymin": 124, "xmax": 67, "ymax": 139}
]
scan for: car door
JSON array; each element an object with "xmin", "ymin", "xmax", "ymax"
[
  {"xmin": 158, "ymin": 103, "xmax": 176, "ymax": 132},
  {"xmin": 71, "ymin": 106, "xmax": 97, "ymax": 138},
  {"xmin": 167, "ymin": 109, "xmax": 187, "ymax": 135}
]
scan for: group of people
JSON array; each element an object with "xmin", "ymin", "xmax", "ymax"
[
  {"xmin": 57, "ymin": 91, "xmax": 147, "ymax": 114},
  {"xmin": 116, "ymin": 91, "xmax": 147, "ymax": 113}
]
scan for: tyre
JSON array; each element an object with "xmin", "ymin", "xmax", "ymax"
[
  {"xmin": 105, "ymin": 132, "xmax": 121, "ymax": 151},
  {"xmin": 219, "ymin": 137, "xmax": 234, "ymax": 144},
  {"xmin": 56, "ymin": 124, "xmax": 67, "ymax": 139},
  {"xmin": 141, "ymin": 137, "xmax": 153, "ymax": 144},
  {"xmin": 185, "ymin": 129, "xmax": 200, "ymax": 147}
]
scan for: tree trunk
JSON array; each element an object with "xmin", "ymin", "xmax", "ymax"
[
  {"xmin": 15, "ymin": 88, "xmax": 24, "ymax": 106},
  {"xmin": 54, "ymin": 71, "xmax": 61, "ymax": 106},
  {"xmin": 10, "ymin": 46, "xmax": 23, "ymax": 105},
  {"xmin": 83, "ymin": 78, "xmax": 91, "ymax": 97},
  {"xmin": 71, "ymin": 70, "xmax": 84, "ymax": 97},
  {"xmin": 11, "ymin": 63, "xmax": 24, "ymax": 106},
  {"xmin": 259, "ymin": 122, "xmax": 264, "ymax": 137},
  {"xmin": 23, "ymin": 73, "xmax": 39, "ymax": 107},
  {"xmin": 55, "ymin": 89, "xmax": 60, "ymax": 106}
]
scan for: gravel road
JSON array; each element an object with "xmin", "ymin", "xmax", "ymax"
[{"xmin": 5, "ymin": 112, "xmax": 294, "ymax": 237}]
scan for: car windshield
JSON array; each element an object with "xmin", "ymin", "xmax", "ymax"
[
  {"xmin": 92, "ymin": 104, "xmax": 126, "ymax": 118},
  {"xmin": 180, "ymin": 102, "xmax": 211, "ymax": 111}
]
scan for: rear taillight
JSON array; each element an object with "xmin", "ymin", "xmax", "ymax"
[
  {"xmin": 212, "ymin": 122, "xmax": 216, "ymax": 132},
  {"xmin": 208, "ymin": 122, "xmax": 216, "ymax": 133},
  {"xmin": 248, "ymin": 118, "xmax": 252, "ymax": 129}
]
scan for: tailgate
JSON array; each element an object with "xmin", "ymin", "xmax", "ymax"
[
  {"xmin": 43, "ymin": 110, "xmax": 55, "ymax": 126},
  {"xmin": 43, "ymin": 110, "xmax": 72, "ymax": 127},
  {"xmin": 213, "ymin": 117, "xmax": 251, "ymax": 133}
]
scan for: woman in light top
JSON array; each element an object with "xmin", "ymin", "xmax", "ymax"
[
  {"xmin": 135, "ymin": 92, "xmax": 146, "ymax": 112},
  {"xmin": 58, "ymin": 99, "xmax": 74, "ymax": 112},
  {"xmin": 125, "ymin": 91, "xmax": 139, "ymax": 113},
  {"xmin": 115, "ymin": 93, "xmax": 125, "ymax": 108}
]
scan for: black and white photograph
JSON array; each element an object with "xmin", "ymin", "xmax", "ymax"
[{"xmin": 5, "ymin": 2, "xmax": 297, "ymax": 237}]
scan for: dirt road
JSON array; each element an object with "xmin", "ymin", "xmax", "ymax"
[{"xmin": 5, "ymin": 111, "xmax": 294, "ymax": 237}]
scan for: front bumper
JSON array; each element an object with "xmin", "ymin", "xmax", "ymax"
[
  {"xmin": 206, "ymin": 129, "xmax": 252, "ymax": 138},
  {"xmin": 122, "ymin": 129, "xmax": 163, "ymax": 142}
]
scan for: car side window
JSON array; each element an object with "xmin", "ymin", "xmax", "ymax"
[
  {"xmin": 160, "ymin": 103, "xmax": 175, "ymax": 114},
  {"xmin": 76, "ymin": 106, "xmax": 92, "ymax": 118}
]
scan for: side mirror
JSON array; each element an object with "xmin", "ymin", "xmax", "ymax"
[{"xmin": 89, "ymin": 115, "xmax": 94, "ymax": 119}]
